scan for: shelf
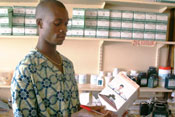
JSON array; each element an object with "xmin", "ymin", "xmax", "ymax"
[
  {"xmin": 0, "ymin": 85, "xmax": 10, "ymax": 88},
  {"xmin": 139, "ymin": 87, "xmax": 172, "ymax": 93}
]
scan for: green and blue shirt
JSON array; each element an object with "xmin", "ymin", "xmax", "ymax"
[{"xmin": 11, "ymin": 49, "xmax": 80, "ymax": 117}]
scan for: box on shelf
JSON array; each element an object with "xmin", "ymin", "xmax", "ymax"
[
  {"xmin": 12, "ymin": 26, "xmax": 25, "ymax": 35},
  {"xmin": 72, "ymin": 18, "xmax": 85, "ymax": 28},
  {"xmin": 145, "ymin": 13, "xmax": 157, "ymax": 22},
  {"xmin": 12, "ymin": 16, "xmax": 25, "ymax": 26},
  {"xmin": 97, "ymin": 19, "xmax": 109, "ymax": 29},
  {"xmin": 156, "ymin": 13, "xmax": 169, "ymax": 23},
  {"xmin": 156, "ymin": 22, "xmax": 168, "ymax": 33},
  {"xmin": 66, "ymin": 28, "xmax": 72, "ymax": 37},
  {"xmin": 155, "ymin": 32, "xmax": 167, "ymax": 41},
  {"xmin": 98, "ymin": 72, "xmax": 139, "ymax": 116},
  {"xmin": 25, "ymin": 6, "xmax": 36, "ymax": 17},
  {"xmin": 121, "ymin": 30, "xmax": 132, "ymax": 39},
  {"xmin": 109, "ymin": 29, "xmax": 121, "ymax": 39},
  {"xmin": 132, "ymin": 30, "xmax": 144, "ymax": 40},
  {"xmin": 145, "ymin": 22, "xmax": 156, "ymax": 31},
  {"xmin": 122, "ymin": 11, "xmax": 133, "ymax": 21},
  {"xmin": 85, "ymin": 18, "xmax": 97, "ymax": 29},
  {"xmin": 96, "ymin": 28, "xmax": 109, "ymax": 38},
  {"xmin": 133, "ymin": 21, "xmax": 145, "ymax": 31},
  {"xmin": 0, "ymin": 26, "xmax": 11, "ymax": 35},
  {"xmin": 13, "ymin": 6, "xmax": 25, "ymax": 16},
  {"xmin": 110, "ymin": 10, "xmax": 122, "ymax": 20},
  {"xmin": 84, "ymin": 28, "xmax": 96, "ymax": 38},
  {"xmin": 110, "ymin": 19, "xmax": 121, "ymax": 30},
  {"xmin": 0, "ymin": 16, "xmax": 12, "ymax": 27},
  {"xmin": 121, "ymin": 20, "xmax": 133, "ymax": 30},
  {"xmin": 144, "ymin": 31, "xmax": 155, "ymax": 40},
  {"xmin": 25, "ymin": 26, "xmax": 37, "ymax": 35},
  {"xmin": 85, "ymin": 9, "xmax": 98, "ymax": 19},
  {"xmin": 134, "ymin": 12, "xmax": 145, "ymax": 22},
  {"xmin": 0, "ymin": 6, "xmax": 12, "ymax": 17},
  {"xmin": 71, "ymin": 28, "xmax": 84, "ymax": 37},
  {"xmin": 72, "ymin": 8, "xmax": 85, "ymax": 19},
  {"xmin": 25, "ymin": 16, "xmax": 37, "ymax": 27},
  {"xmin": 97, "ymin": 9, "xmax": 110, "ymax": 19}
]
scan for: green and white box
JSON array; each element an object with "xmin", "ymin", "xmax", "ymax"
[
  {"xmin": 85, "ymin": 18, "xmax": 97, "ymax": 29},
  {"xmin": 145, "ymin": 22, "xmax": 156, "ymax": 31},
  {"xmin": 96, "ymin": 28, "xmax": 109, "ymax": 38},
  {"xmin": 133, "ymin": 21, "xmax": 145, "ymax": 31},
  {"xmin": 110, "ymin": 10, "xmax": 122, "ymax": 20},
  {"xmin": 13, "ymin": 6, "xmax": 25, "ymax": 16},
  {"xmin": 156, "ymin": 13, "xmax": 168, "ymax": 23},
  {"xmin": 97, "ymin": 19, "xmax": 109, "ymax": 29},
  {"xmin": 98, "ymin": 9, "xmax": 110, "ymax": 19},
  {"xmin": 155, "ymin": 32, "xmax": 166, "ymax": 41},
  {"xmin": 0, "ymin": 16, "xmax": 12, "ymax": 27},
  {"xmin": 13, "ymin": 16, "xmax": 25, "ymax": 26},
  {"xmin": 0, "ymin": 26, "xmax": 11, "ymax": 35},
  {"xmin": 13, "ymin": 26, "xmax": 24, "ymax": 35},
  {"xmin": 110, "ymin": 19, "xmax": 121, "ymax": 30},
  {"xmin": 25, "ymin": 6, "xmax": 36, "ymax": 17},
  {"xmin": 67, "ymin": 19, "xmax": 72, "ymax": 28},
  {"xmin": 121, "ymin": 20, "xmax": 133, "ymax": 30},
  {"xmin": 72, "ymin": 18, "xmax": 85, "ymax": 28},
  {"xmin": 0, "ymin": 7, "xmax": 12, "ymax": 17},
  {"xmin": 109, "ymin": 29, "xmax": 121, "ymax": 38},
  {"xmin": 145, "ymin": 13, "xmax": 156, "ymax": 22},
  {"xmin": 25, "ymin": 26, "xmax": 37, "ymax": 35},
  {"xmin": 134, "ymin": 12, "xmax": 145, "ymax": 21},
  {"xmin": 85, "ymin": 9, "xmax": 98, "ymax": 19},
  {"xmin": 73, "ymin": 8, "xmax": 85, "ymax": 19},
  {"xmin": 132, "ymin": 30, "xmax": 144, "ymax": 40},
  {"xmin": 144, "ymin": 31, "xmax": 155, "ymax": 40},
  {"xmin": 84, "ymin": 28, "xmax": 96, "ymax": 37},
  {"xmin": 156, "ymin": 22, "xmax": 167, "ymax": 33},
  {"xmin": 25, "ymin": 16, "xmax": 37, "ymax": 27},
  {"xmin": 66, "ymin": 28, "xmax": 72, "ymax": 37},
  {"xmin": 121, "ymin": 30, "xmax": 132, "ymax": 39},
  {"xmin": 71, "ymin": 28, "xmax": 84, "ymax": 37},
  {"xmin": 122, "ymin": 11, "xmax": 133, "ymax": 21}
]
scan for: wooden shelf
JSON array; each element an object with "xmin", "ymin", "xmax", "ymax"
[
  {"xmin": 140, "ymin": 87, "xmax": 172, "ymax": 93},
  {"xmin": 0, "ymin": 85, "xmax": 11, "ymax": 88}
]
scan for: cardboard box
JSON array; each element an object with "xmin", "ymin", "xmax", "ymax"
[
  {"xmin": 66, "ymin": 28, "xmax": 72, "ymax": 37},
  {"xmin": 85, "ymin": 9, "xmax": 98, "ymax": 19},
  {"xmin": 145, "ymin": 13, "xmax": 156, "ymax": 22},
  {"xmin": 98, "ymin": 9, "xmax": 110, "ymax": 19},
  {"xmin": 13, "ymin": 6, "xmax": 25, "ymax": 16},
  {"xmin": 71, "ymin": 28, "xmax": 84, "ymax": 37},
  {"xmin": 110, "ymin": 10, "xmax": 122, "ymax": 20},
  {"xmin": 144, "ymin": 31, "xmax": 155, "ymax": 40},
  {"xmin": 97, "ymin": 19, "xmax": 109, "ymax": 29},
  {"xmin": 134, "ymin": 12, "xmax": 145, "ymax": 22},
  {"xmin": 84, "ymin": 28, "xmax": 96, "ymax": 38},
  {"xmin": 96, "ymin": 28, "xmax": 109, "ymax": 38},
  {"xmin": 98, "ymin": 72, "xmax": 139, "ymax": 116},
  {"xmin": 0, "ymin": 6, "xmax": 12, "ymax": 17},
  {"xmin": 25, "ymin": 16, "xmax": 37, "ymax": 27},
  {"xmin": 0, "ymin": 15, "xmax": 12, "ymax": 27},
  {"xmin": 121, "ymin": 30, "xmax": 132, "ymax": 39},
  {"xmin": 73, "ymin": 8, "xmax": 85, "ymax": 19},
  {"xmin": 155, "ymin": 32, "xmax": 167, "ymax": 41},
  {"xmin": 85, "ymin": 18, "xmax": 97, "ymax": 29},
  {"xmin": 110, "ymin": 19, "xmax": 121, "ymax": 30},
  {"xmin": 109, "ymin": 29, "xmax": 121, "ymax": 38},
  {"xmin": 132, "ymin": 31, "xmax": 144, "ymax": 40},
  {"xmin": 25, "ymin": 27, "xmax": 37, "ymax": 35},
  {"xmin": 156, "ymin": 22, "xmax": 167, "ymax": 33},
  {"xmin": 122, "ymin": 11, "xmax": 133, "ymax": 21},
  {"xmin": 0, "ymin": 26, "xmax": 11, "ymax": 35},
  {"xmin": 133, "ymin": 21, "xmax": 145, "ymax": 31},
  {"xmin": 25, "ymin": 6, "xmax": 36, "ymax": 16},
  {"xmin": 72, "ymin": 18, "xmax": 85, "ymax": 28},
  {"xmin": 12, "ymin": 16, "xmax": 25, "ymax": 26},
  {"xmin": 145, "ymin": 22, "xmax": 156, "ymax": 31},
  {"xmin": 121, "ymin": 20, "xmax": 133, "ymax": 30},
  {"xmin": 156, "ymin": 13, "xmax": 168, "ymax": 23},
  {"xmin": 13, "ymin": 26, "xmax": 24, "ymax": 35}
]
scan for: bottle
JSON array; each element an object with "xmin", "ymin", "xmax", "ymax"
[
  {"xmin": 147, "ymin": 66, "xmax": 158, "ymax": 79},
  {"xmin": 97, "ymin": 71, "xmax": 105, "ymax": 86},
  {"xmin": 105, "ymin": 72, "xmax": 113, "ymax": 87},
  {"xmin": 152, "ymin": 103, "xmax": 169, "ymax": 117},
  {"xmin": 165, "ymin": 74, "xmax": 175, "ymax": 90},
  {"xmin": 129, "ymin": 70, "xmax": 138, "ymax": 82},
  {"xmin": 148, "ymin": 74, "xmax": 158, "ymax": 88},
  {"xmin": 137, "ymin": 72, "xmax": 147, "ymax": 87}
]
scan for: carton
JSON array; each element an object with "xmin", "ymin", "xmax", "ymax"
[{"xmin": 98, "ymin": 72, "xmax": 139, "ymax": 116}]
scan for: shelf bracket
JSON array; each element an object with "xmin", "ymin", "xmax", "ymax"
[
  {"xmin": 101, "ymin": 2, "xmax": 106, "ymax": 9},
  {"xmin": 158, "ymin": 7, "xmax": 168, "ymax": 13},
  {"xmin": 98, "ymin": 40, "xmax": 104, "ymax": 72},
  {"xmin": 155, "ymin": 43, "xmax": 165, "ymax": 68}
]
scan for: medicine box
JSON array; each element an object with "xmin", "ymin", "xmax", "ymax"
[
  {"xmin": 97, "ymin": 19, "xmax": 109, "ymax": 29},
  {"xmin": 0, "ymin": 7, "xmax": 12, "ymax": 17},
  {"xmin": 121, "ymin": 20, "xmax": 133, "ymax": 30},
  {"xmin": 145, "ymin": 22, "xmax": 156, "ymax": 31},
  {"xmin": 155, "ymin": 32, "xmax": 167, "ymax": 41},
  {"xmin": 156, "ymin": 22, "xmax": 167, "ymax": 33},
  {"xmin": 85, "ymin": 9, "xmax": 98, "ymax": 19},
  {"xmin": 132, "ymin": 30, "xmax": 144, "ymax": 40},
  {"xmin": 0, "ymin": 26, "xmax": 11, "ymax": 35},
  {"xmin": 134, "ymin": 12, "xmax": 145, "ymax": 22},
  {"xmin": 110, "ymin": 19, "xmax": 121, "ymax": 30},
  {"xmin": 156, "ymin": 13, "xmax": 168, "ymax": 23},
  {"xmin": 98, "ymin": 9, "xmax": 110, "ymax": 19},
  {"xmin": 122, "ymin": 11, "xmax": 133, "ymax": 21},
  {"xmin": 109, "ymin": 29, "xmax": 121, "ymax": 39},
  {"xmin": 71, "ymin": 28, "xmax": 84, "ymax": 37},
  {"xmin": 25, "ymin": 16, "xmax": 37, "ymax": 27},
  {"xmin": 0, "ymin": 15, "xmax": 12, "ymax": 27},
  {"xmin": 121, "ymin": 30, "xmax": 132, "ymax": 39},
  {"xmin": 144, "ymin": 31, "xmax": 155, "ymax": 40},
  {"xmin": 25, "ymin": 6, "xmax": 36, "ymax": 17},
  {"xmin": 66, "ymin": 28, "xmax": 72, "ymax": 37},
  {"xmin": 96, "ymin": 28, "xmax": 109, "ymax": 38},
  {"xmin": 13, "ymin": 26, "xmax": 25, "ymax": 35},
  {"xmin": 25, "ymin": 26, "xmax": 37, "ymax": 35},
  {"xmin": 72, "ymin": 8, "xmax": 85, "ymax": 19},
  {"xmin": 13, "ymin": 6, "xmax": 25, "ymax": 16},
  {"xmin": 145, "ymin": 13, "xmax": 156, "ymax": 22},
  {"xmin": 133, "ymin": 21, "xmax": 145, "ymax": 31},
  {"xmin": 84, "ymin": 28, "xmax": 96, "ymax": 38},
  {"xmin": 110, "ymin": 10, "xmax": 122, "ymax": 20},
  {"xmin": 85, "ymin": 18, "xmax": 97, "ymax": 29},
  {"xmin": 72, "ymin": 18, "xmax": 85, "ymax": 28},
  {"xmin": 12, "ymin": 16, "xmax": 25, "ymax": 26}
]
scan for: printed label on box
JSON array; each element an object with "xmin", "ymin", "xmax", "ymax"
[
  {"xmin": 13, "ymin": 17, "xmax": 25, "ymax": 24},
  {"xmin": 144, "ymin": 32, "xmax": 155, "ymax": 40},
  {"xmin": 157, "ymin": 14, "xmax": 168, "ymax": 22},
  {"xmin": 84, "ymin": 29, "xmax": 96, "ymax": 37},
  {"xmin": 109, "ymin": 30, "xmax": 120, "ymax": 38},
  {"xmin": 133, "ymin": 32, "xmax": 144, "ymax": 39},
  {"xmin": 145, "ymin": 23, "xmax": 156, "ymax": 30},
  {"xmin": 98, "ymin": 10, "xmax": 110, "ymax": 18},
  {"xmin": 72, "ymin": 19, "xmax": 84, "ymax": 27},
  {"xmin": 110, "ymin": 10, "xmax": 122, "ymax": 19},
  {"xmin": 0, "ymin": 8, "xmax": 8, "ymax": 14},
  {"xmin": 71, "ymin": 29, "xmax": 84, "ymax": 36},
  {"xmin": 0, "ymin": 17, "xmax": 9, "ymax": 24},
  {"xmin": 25, "ymin": 8, "xmax": 36, "ymax": 16},
  {"xmin": 13, "ymin": 27, "xmax": 24, "ymax": 34},
  {"xmin": 85, "ymin": 9, "xmax": 97, "ymax": 18},
  {"xmin": 110, "ymin": 20, "xmax": 121, "ymax": 29},
  {"xmin": 133, "ymin": 22, "xmax": 145, "ymax": 30},
  {"xmin": 25, "ymin": 18, "xmax": 37, "ymax": 26},
  {"xmin": 0, "ymin": 27, "xmax": 11, "ymax": 34},
  {"xmin": 13, "ymin": 7, "xmax": 25, "ymax": 15},
  {"xmin": 121, "ymin": 31, "xmax": 132, "ymax": 39},
  {"xmin": 146, "ymin": 13, "xmax": 156, "ymax": 21},
  {"xmin": 25, "ymin": 28, "xmax": 37, "ymax": 35},
  {"xmin": 97, "ymin": 19, "xmax": 109, "ymax": 27},
  {"xmin": 156, "ymin": 33, "xmax": 166, "ymax": 41},
  {"xmin": 156, "ymin": 23, "xmax": 167, "ymax": 31},
  {"xmin": 122, "ymin": 12, "xmax": 133, "ymax": 20},
  {"xmin": 134, "ymin": 12, "xmax": 145, "ymax": 20},
  {"xmin": 73, "ymin": 9, "xmax": 85, "ymax": 17},
  {"xmin": 97, "ymin": 29, "xmax": 109, "ymax": 37},
  {"xmin": 85, "ymin": 19, "xmax": 97, "ymax": 27},
  {"xmin": 122, "ymin": 21, "xmax": 133, "ymax": 29}
]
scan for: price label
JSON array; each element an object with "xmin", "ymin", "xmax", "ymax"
[{"xmin": 132, "ymin": 40, "xmax": 156, "ymax": 47}]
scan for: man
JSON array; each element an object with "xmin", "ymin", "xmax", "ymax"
[{"xmin": 11, "ymin": 0, "xmax": 109, "ymax": 116}]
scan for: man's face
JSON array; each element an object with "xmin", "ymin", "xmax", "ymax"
[{"xmin": 41, "ymin": 6, "xmax": 69, "ymax": 45}]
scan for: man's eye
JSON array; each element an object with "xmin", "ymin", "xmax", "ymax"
[{"xmin": 54, "ymin": 23, "xmax": 60, "ymax": 26}]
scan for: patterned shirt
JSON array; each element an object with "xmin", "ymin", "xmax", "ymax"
[{"xmin": 11, "ymin": 49, "xmax": 80, "ymax": 117}]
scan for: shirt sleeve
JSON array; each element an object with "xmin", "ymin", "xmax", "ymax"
[{"xmin": 11, "ymin": 65, "xmax": 38, "ymax": 117}]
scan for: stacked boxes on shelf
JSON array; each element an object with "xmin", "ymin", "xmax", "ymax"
[
  {"xmin": 156, "ymin": 0, "xmax": 175, "ymax": 3},
  {"xmin": 0, "ymin": 7, "xmax": 13, "ymax": 35},
  {"xmin": 68, "ymin": 8, "xmax": 169, "ymax": 41}
]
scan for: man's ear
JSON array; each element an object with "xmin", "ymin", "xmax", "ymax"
[{"xmin": 36, "ymin": 19, "xmax": 43, "ymax": 29}]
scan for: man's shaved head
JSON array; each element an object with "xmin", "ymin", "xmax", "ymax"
[{"xmin": 36, "ymin": 0, "xmax": 66, "ymax": 20}]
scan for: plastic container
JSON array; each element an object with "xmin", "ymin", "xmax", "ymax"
[
  {"xmin": 158, "ymin": 66, "xmax": 171, "ymax": 87},
  {"xmin": 137, "ymin": 72, "xmax": 147, "ymax": 87}
]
